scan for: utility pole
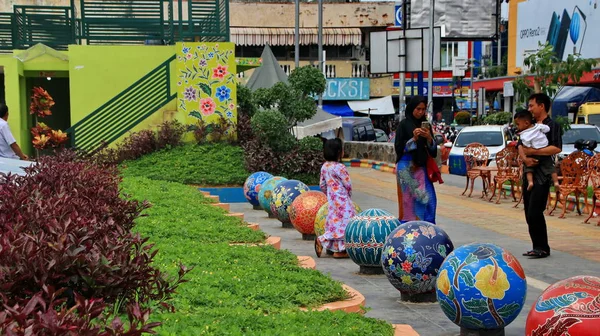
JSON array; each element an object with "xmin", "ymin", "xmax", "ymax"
[
  {"xmin": 427, "ymin": 0, "xmax": 434, "ymax": 121},
  {"xmin": 317, "ymin": 0, "xmax": 324, "ymax": 108},
  {"xmin": 469, "ymin": 53, "xmax": 475, "ymax": 125},
  {"xmin": 295, "ymin": 0, "xmax": 300, "ymax": 69}
]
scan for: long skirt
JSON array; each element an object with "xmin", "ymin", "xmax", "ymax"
[{"xmin": 396, "ymin": 154, "xmax": 437, "ymax": 224}]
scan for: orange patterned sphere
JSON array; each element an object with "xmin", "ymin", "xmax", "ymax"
[
  {"xmin": 289, "ymin": 191, "xmax": 328, "ymax": 235},
  {"xmin": 314, "ymin": 201, "xmax": 362, "ymax": 237}
]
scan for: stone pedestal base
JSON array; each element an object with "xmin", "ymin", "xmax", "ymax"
[
  {"xmin": 359, "ymin": 265, "xmax": 384, "ymax": 275},
  {"xmin": 302, "ymin": 233, "xmax": 316, "ymax": 241},
  {"xmin": 399, "ymin": 291, "xmax": 437, "ymax": 303},
  {"xmin": 282, "ymin": 221, "xmax": 294, "ymax": 229},
  {"xmin": 268, "ymin": 213, "xmax": 276, "ymax": 219},
  {"xmin": 460, "ymin": 327, "xmax": 505, "ymax": 336},
  {"xmin": 253, "ymin": 205, "xmax": 262, "ymax": 210}
]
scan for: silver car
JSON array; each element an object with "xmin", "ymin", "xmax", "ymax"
[{"xmin": 558, "ymin": 124, "xmax": 600, "ymax": 160}]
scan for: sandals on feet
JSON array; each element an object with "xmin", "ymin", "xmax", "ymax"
[
  {"xmin": 314, "ymin": 239, "xmax": 323, "ymax": 258},
  {"xmin": 333, "ymin": 251, "xmax": 349, "ymax": 259},
  {"xmin": 523, "ymin": 250, "xmax": 550, "ymax": 258}
]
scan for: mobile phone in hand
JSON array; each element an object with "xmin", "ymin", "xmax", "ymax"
[{"xmin": 421, "ymin": 121, "xmax": 431, "ymax": 129}]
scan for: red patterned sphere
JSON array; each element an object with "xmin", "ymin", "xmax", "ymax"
[
  {"xmin": 526, "ymin": 275, "xmax": 600, "ymax": 336},
  {"xmin": 289, "ymin": 191, "xmax": 327, "ymax": 235}
]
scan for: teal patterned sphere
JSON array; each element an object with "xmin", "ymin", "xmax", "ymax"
[
  {"xmin": 243, "ymin": 172, "xmax": 273, "ymax": 206},
  {"xmin": 269, "ymin": 180, "xmax": 310, "ymax": 224},
  {"xmin": 382, "ymin": 221, "xmax": 454, "ymax": 296},
  {"xmin": 258, "ymin": 176, "xmax": 287, "ymax": 215},
  {"xmin": 344, "ymin": 209, "xmax": 401, "ymax": 271},
  {"xmin": 436, "ymin": 243, "xmax": 527, "ymax": 330}
]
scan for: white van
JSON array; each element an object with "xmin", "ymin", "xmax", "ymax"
[{"xmin": 446, "ymin": 125, "xmax": 510, "ymax": 175}]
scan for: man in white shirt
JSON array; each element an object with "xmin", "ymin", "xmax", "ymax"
[{"xmin": 0, "ymin": 104, "xmax": 28, "ymax": 160}]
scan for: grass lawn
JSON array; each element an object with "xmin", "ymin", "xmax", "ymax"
[
  {"xmin": 121, "ymin": 143, "xmax": 320, "ymax": 186},
  {"xmin": 120, "ymin": 176, "xmax": 394, "ymax": 335}
]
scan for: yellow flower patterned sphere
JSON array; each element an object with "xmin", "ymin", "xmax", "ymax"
[{"xmin": 436, "ymin": 243, "xmax": 527, "ymax": 331}]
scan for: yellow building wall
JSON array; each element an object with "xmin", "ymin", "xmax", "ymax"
[
  {"xmin": 0, "ymin": 56, "xmax": 28, "ymax": 154},
  {"xmin": 507, "ymin": 0, "xmax": 527, "ymax": 75},
  {"xmin": 68, "ymin": 45, "xmax": 182, "ymax": 147}
]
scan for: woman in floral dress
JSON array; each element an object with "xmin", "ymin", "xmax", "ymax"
[{"xmin": 315, "ymin": 139, "xmax": 356, "ymax": 259}]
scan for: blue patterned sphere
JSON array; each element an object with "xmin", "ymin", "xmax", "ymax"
[
  {"xmin": 436, "ymin": 243, "xmax": 527, "ymax": 330},
  {"xmin": 382, "ymin": 221, "xmax": 454, "ymax": 296},
  {"xmin": 258, "ymin": 176, "xmax": 287, "ymax": 215},
  {"xmin": 344, "ymin": 208, "xmax": 401, "ymax": 270},
  {"xmin": 243, "ymin": 172, "xmax": 273, "ymax": 206},
  {"xmin": 269, "ymin": 180, "xmax": 310, "ymax": 224}
]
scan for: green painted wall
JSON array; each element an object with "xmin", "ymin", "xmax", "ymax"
[
  {"xmin": 0, "ymin": 56, "xmax": 28, "ymax": 155},
  {"xmin": 68, "ymin": 45, "xmax": 178, "ymax": 125}
]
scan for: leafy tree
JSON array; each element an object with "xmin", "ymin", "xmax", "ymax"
[{"xmin": 513, "ymin": 42, "xmax": 597, "ymax": 106}]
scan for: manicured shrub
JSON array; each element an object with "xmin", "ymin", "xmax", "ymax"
[
  {"xmin": 93, "ymin": 120, "xmax": 186, "ymax": 164},
  {"xmin": 0, "ymin": 151, "xmax": 189, "ymax": 333},
  {"xmin": 454, "ymin": 111, "xmax": 471, "ymax": 125},
  {"xmin": 483, "ymin": 111, "xmax": 513, "ymax": 125}
]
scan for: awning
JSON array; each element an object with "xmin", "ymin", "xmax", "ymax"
[
  {"xmin": 348, "ymin": 96, "xmax": 396, "ymax": 116},
  {"xmin": 322, "ymin": 103, "xmax": 354, "ymax": 117},
  {"xmin": 231, "ymin": 27, "xmax": 362, "ymax": 46},
  {"xmin": 293, "ymin": 108, "xmax": 343, "ymax": 139}
]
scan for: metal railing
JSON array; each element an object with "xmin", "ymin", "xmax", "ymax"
[
  {"xmin": 66, "ymin": 55, "xmax": 176, "ymax": 153},
  {"xmin": 0, "ymin": 13, "xmax": 14, "ymax": 51},
  {"xmin": 13, "ymin": 5, "xmax": 75, "ymax": 50},
  {"xmin": 78, "ymin": 0, "xmax": 173, "ymax": 45},
  {"xmin": 177, "ymin": 0, "xmax": 229, "ymax": 42}
]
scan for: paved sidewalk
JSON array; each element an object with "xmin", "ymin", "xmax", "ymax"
[{"xmin": 350, "ymin": 167, "xmax": 600, "ymax": 263}]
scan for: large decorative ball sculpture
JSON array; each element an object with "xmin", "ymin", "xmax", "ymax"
[
  {"xmin": 382, "ymin": 221, "xmax": 454, "ymax": 302},
  {"xmin": 436, "ymin": 243, "xmax": 527, "ymax": 333},
  {"xmin": 314, "ymin": 202, "xmax": 362, "ymax": 237},
  {"xmin": 526, "ymin": 275, "xmax": 600, "ymax": 336},
  {"xmin": 243, "ymin": 172, "xmax": 273, "ymax": 209},
  {"xmin": 270, "ymin": 180, "xmax": 310, "ymax": 228},
  {"xmin": 258, "ymin": 177, "xmax": 287, "ymax": 218},
  {"xmin": 289, "ymin": 191, "xmax": 327, "ymax": 240},
  {"xmin": 344, "ymin": 208, "xmax": 401, "ymax": 274}
]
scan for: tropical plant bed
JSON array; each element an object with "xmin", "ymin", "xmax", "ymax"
[
  {"xmin": 121, "ymin": 176, "xmax": 394, "ymax": 335},
  {"xmin": 121, "ymin": 143, "xmax": 319, "ymax": 186}
]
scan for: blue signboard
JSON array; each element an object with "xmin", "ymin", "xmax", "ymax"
[
  {"xmin": 395, "ymin": 3, "xmax": 403, "ymax": 27},
  {"xmin": 321, "ymin": 78, "xmax": 370, "ymax": 101}
]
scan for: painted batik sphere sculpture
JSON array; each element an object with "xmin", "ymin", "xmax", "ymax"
[
  {"xmin": 288, "ymin": 191, "xmax": 327, "ymax": 239},
  {"xmin": 382, "ymin": 221, "xmax": 454, "ymax": 301},
  {"xmin": 344, "ymin": 208, "xmax": 401, "ymax": 274},
  {"xmin": 270, "ymin": 180, "xmax": 310, "ymax": 227},
  {"xmin": 258, "ymin": 176, "xmax": 287, "ymax": 217},
  {"xmin": 314, "ymin": 202, "xmax": 362, "ymax": 237},
  {"xmin": 526, "ymin": 275, "xmax": 600, "ymax": 336},
  {"xmin": 243, "ymin": 172, "xmax": 273, "ymax": 208},
  {"xmin": 436, "ymin": 243, "xmax": 527, "ymax": 331}
]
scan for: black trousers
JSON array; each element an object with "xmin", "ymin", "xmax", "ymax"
[{"xmin": 522, "ymin": 178, "xmax": 551, "ymax": 253}]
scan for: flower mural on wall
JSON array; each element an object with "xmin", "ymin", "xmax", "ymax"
[{"xmin": 176, "ymin": 42, "xmax": 237, "ymax": 138}]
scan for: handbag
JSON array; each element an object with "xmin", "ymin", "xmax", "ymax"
[{"xmin": 426, "ymin": 154, "xmax": 444, "ymax": 184}]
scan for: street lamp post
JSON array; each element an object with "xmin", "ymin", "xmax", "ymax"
[
  {"xmin": 317, "ymin": 0, "xmax": 324, "ymax": 108},
  {"xmin": 427, "ymin": 0, "xmax": 434, "ymax": 121},
  {"xmin": 295, "ymin": 0, "xmax": 300, "ymax": 69}
]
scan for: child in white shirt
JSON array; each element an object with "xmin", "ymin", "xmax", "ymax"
[{"xmin": 514, "ymin": 111, "xmax": 559, "ymax": 191}]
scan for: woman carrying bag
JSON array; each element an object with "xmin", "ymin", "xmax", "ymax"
[{"xmin": 394, "ymin": 96, "xmax": 442, "ymax": 224}]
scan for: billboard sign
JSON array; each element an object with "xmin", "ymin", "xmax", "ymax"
[
  {"xmin": 516, "ymin": 0, "xmax": 600, "ymax": 69},
  {"xmin": 409, "ymin": 0, "xmax": 497, "ymax": 39},
  {"xmin": 321, "ymin": 78, "xmax": 370, "ymax": 101}
]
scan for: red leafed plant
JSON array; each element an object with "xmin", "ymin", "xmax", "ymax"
[
  {"xmin": 0, "ymin": 151, "xmax": 190, "ymax": 334},
  {"xmin": 31, "ymin": 122, "xmax": 69, "ymax": 150},
  {"xmin": 29, "ymin": 86, "xmax": 55, "ymax": 118}
]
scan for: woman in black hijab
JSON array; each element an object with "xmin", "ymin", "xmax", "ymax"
[{"xmin": 394, "ymin": 96, "xmax": 438, "ymax": 223}]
